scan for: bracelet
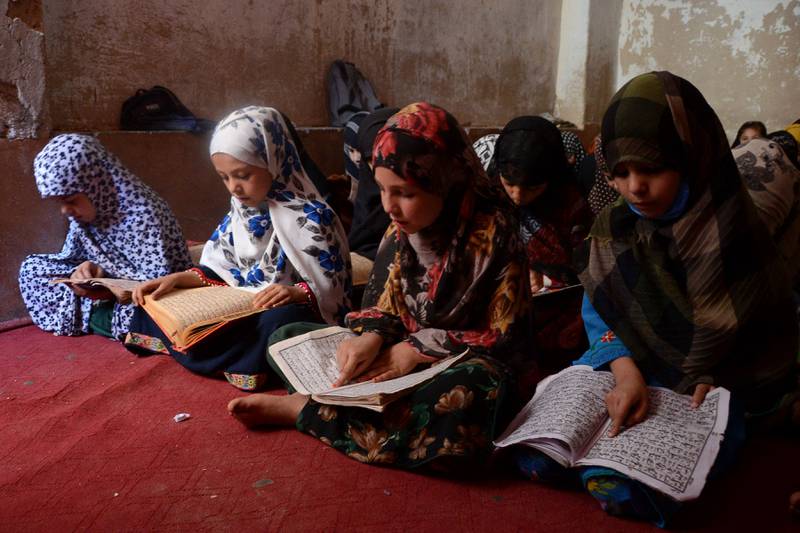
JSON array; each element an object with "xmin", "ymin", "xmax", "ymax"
[
  {"xmin": 294, "ymin": 282, "xmax": 313, "ymax": 304},
  {"xmin": 188, "ymin": 267, "xmax": 224, "ymax": 287}
]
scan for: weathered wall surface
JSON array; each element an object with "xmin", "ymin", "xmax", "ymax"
[
  {"xmin": 44, "ymin": 0, "xmax": 562, "ymax": 130},
  {"xmin": 0, "ymin": 0, "xmax": 49, "ymax": 138},
  {"xmin": 615, "ymin": 0, "xmax": 800, "ymax": 140}
]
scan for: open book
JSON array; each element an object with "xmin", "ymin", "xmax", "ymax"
[
  {"xmin": 140, "ymin": 286, "xmax": 264, "ymax": 352},
  {"xmin": 494, "ymin": 365, "xmax": 730, "ymax": 502},
  {"xmin": 268, "ymin": 326, "xmax": 468, "ymax": 411},
  {"xmin": 49, "ymin": 277, "xmax": 142, "ymax": 304}
]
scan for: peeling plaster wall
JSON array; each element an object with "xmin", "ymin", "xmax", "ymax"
[
  {"xmin": 616, "ymin": 0, "xmax": 800, "ymax": 140},
  {"xmin": 0, "ymin": 0, "xmax": 49, "ymax": 138},
  {"xmin": 44, "ymin": 0, "xmax": 562, "ymax": 130}
]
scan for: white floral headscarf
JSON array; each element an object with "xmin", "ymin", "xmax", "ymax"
[{"xmin": 201, "ymin": 106, "xmax": 351, "ymax": 324}]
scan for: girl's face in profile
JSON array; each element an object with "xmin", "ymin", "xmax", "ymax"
[
  {"xmin": 374, "ymin": 167, "xmax": 443, "ymax": 234},
  {"xmin": 612, "ymin": 161, "xmax": 682, "ymax": 219},
  {"xmin": 211, "ymin": 153, "xmax": 273, "ymax": 208},
  {"xmin": 499, "ymin": 176, "xmax": 547, "ymax": 207},
  {"xmin": 57, "ymin": 193, "xmax": 96, "ymax": 223}
]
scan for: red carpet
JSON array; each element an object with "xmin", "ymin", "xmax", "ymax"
[{"xmin": 1, "ymin": 326, "xmax": 797, "ymax": 532}]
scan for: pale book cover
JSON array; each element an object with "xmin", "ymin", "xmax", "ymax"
[
  {"xmin": 49, "ymin": 277, "xmax": 142, "ymax": 304},
  {"xmin": 494, "ymin": 365, "xmax": 729, "ymax": 501},
  {"xmin": 268, "ymin": 326, "xmax": 468, "ymax": 411}
]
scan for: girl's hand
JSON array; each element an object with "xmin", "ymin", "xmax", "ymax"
[
  {"xmin": 606, "ymin": 356, "xmax": 649, "ymax": 437},
  {"xmin": 333, "ymin": 332, "xmax": 383, "ymax": 387},
  {"xmin": 529, "ymin": 269, "xmax": 544, "ymax": 294},
  {"xmin": 70, "ymin": 261, "xmax": 105, "ymax": 281},
  {"xmin": 68, "ymin": 261, "xmax": 107, "ymax": 298},
  {"xmin": 252, "ymin": 284, "xmax": 305, "ymax": 310},
  {"xmin": 357, "ymin": 341, "xmax": 427, "ymax": 383},
  {"xmin": 691, "ymin": 383, "xmax": 716, "ymax": 408},
  {"xmin": 132, "ymin": 273, "xmax": 183, "ymax": 306}
]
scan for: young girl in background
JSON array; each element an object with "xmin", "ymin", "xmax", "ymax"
[
  {"xmin": 127, "ymin": 106, "xmax": 351, "ymax": 390},
  {"xmin": 19, "ymin": 134, "xmax": 190, "ymax": 340},
  {"xmin": 511, "ymin": 71, "xmax": 798, "ymax": 526},
  {"xmin": 228, "ymin": 102, "xmax": 532, "ymax": 470},
  {"xmin": 489, "ymin": 117, "xmax": 594, "ymax": 373}
]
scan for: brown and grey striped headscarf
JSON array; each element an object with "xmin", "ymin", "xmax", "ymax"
[{"xmin": 579, "ymin": 71, "xmax": 797, "ymax": 407}]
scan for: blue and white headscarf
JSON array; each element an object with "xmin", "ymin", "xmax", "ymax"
[
  {"xmin": 19, "ymin": 134, "xmax": 191, "ymax": 338},
  {"xmin": 202, "ymin": 106, "xmax": 351, "ymax": 324}
]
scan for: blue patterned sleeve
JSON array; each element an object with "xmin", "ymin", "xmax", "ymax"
[{"xmin": 573, "ymin": 293, "xmax": 630, "ymax": 369}]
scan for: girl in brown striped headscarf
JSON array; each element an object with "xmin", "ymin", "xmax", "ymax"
[{"xmin": 511, "ymin": 71, "xmax": 797, "ymax": 526}]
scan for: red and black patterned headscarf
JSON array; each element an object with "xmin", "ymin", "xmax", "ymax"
[{"xmin": 348, "ymin": 103, "xmax": 530, "ymax": 366}]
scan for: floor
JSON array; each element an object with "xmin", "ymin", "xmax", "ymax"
[{"xmin": 1, "ymin": 325, "xmax": 798, "ymax": 532}]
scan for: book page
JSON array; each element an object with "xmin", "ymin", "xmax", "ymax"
[
  {"xmin": 575, "ymin": 386, "xmax": 729, "ymax": 502},
  {"xmin": 269, "ymin": 326, "xmax": 355, "ymax": 395},
  {"xmin": 143, "ymin": 286, "xmax": 259, "ymax": 333},
  {"xmin": 493, "ymin": 366, "xmax": 614, "ymax": 465},
  {"xmin": 316, "ymin": 351, "xmax": 468, "ymax": 400}
]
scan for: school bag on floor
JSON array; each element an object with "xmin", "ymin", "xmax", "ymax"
[
  {"xmin": 325, "ymin": 60, "xmax": 384, "ymax": 127},
  {"xmin": 120, "ymin": 86, "xmax": 215, "ymax": 133}
]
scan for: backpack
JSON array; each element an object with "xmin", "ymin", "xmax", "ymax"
[
  {"xmin": 325, "ymin": 60, "xmax": 384, "ymax": 127},
  {"xmin": 120, "ymin": 86, "xmax": 215, "ymax": 133}
]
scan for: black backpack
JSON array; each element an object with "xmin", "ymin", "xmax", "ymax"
[
  {"xmin": 120, "ymin": 86, "xmax": 215, "ymax": 133},
  {"xmin": 325, "ymin": 60, "xmax": 384, "ymax": 127}
]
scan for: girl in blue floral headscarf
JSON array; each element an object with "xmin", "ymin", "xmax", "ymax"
[
  {"xmin": 126, "ymin": 106, "xmax": 351, "ymax": 390},
  {"xmin": 19, "ymin": 134, "xmax": 191, "ymax": 340}
]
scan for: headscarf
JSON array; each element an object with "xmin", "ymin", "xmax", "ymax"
[
  {"xmin": 492, "ymin": 116, "xmax": 572, "ymax": 189},
  {"xmin": 472, "ymin": 133, "xmax": 499, "ymax": 174},
  {"xmin": 343, "ymin": 111, "xmax": 370, "ymax": 201},
  {"xmin": 581, "ymin": 71, "xmax": 797, "ymax": 404},
  {"xmin": 491, "ymin": 116, "xmax": 593, "ymax": 285},
  {"xmin": 347, "ymin": 102, "xmax": 529, "ymax": 363},
  {"xmin": 766, "ymin": 130, "xmax": 800, "ymax": 170},
  {"xmin": 19, "ymin": 134, "xmax": 191, "ymax": 338},
  {"xmin": 347, "ymin": 107, "xmax": 398, "ymax": 260},
  {"xmin": 785, "ymin": 121, "xmax": 800, "ymax": 146},
  {"xmin": 733, "ymin": 137, "xmax": 800, "ymax": 284},
  {"xmin": 576, "ymin": 135, "xmax": 621, "ymax": 215},
  {"xmin": 344, "ymin": 111, "xmax": 369, "ymax": 179},
  {"xmin": 201, "ymin": 106, "xmax": 351, "ymax": 324},
  {"xmin": 561, "ymin": 130, "xmax": 587, "ymax": 168}
]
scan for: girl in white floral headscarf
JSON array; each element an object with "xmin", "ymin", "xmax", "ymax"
[{"xmin": 128, "ymin": 106, "xmax": 351, "ymax": 390}]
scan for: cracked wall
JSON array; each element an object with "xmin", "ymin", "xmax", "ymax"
[
  {"xmin": 43, "ymin": 0, "xmax": 561, "ymax": 130},
  {"xmin": 0, "ymin": 0, "xmax": 48, "ymax": 138},
  {"xmin": 616, "ymin": 0, "xmax": 800, "ymax": 140}
]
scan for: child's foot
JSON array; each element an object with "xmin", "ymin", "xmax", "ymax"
[{"xmin": 227, "ymin": 393, "xmax": 307, "ymax": 427}]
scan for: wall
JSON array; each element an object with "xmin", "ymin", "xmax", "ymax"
[
  {"xmin": 0, "ymin": 0, "xmax": 49, "ymax": 138},
  {"xmin": 615, "ymin": 0, "xmax": 800, "ymax": 140},
  {"xmin": 44, "ymin": 0, "xmax": 562, "ymax": 130}
]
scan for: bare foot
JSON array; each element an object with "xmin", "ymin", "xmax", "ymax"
[
  {"xmin": 227, "ymin": 392, "xmax": 308, "ymax": 428},
  {"xmin": 791, "ymin": 491, "xmax": 800, "ymax": 517}
]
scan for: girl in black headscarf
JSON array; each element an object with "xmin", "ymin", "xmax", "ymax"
[{"xmin": 491, "ymin": 116, "xmax": 594, "ymax": 372}]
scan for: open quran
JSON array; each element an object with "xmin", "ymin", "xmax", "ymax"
[
  {"xmin": 494, "ymin": 365, "xmax": 730, "ymax": 501},
  {"xmin": 268, "ymin": 326, "xmax": 468, "ymax": 412},
  {"xmin": 140, "ymin": 286, "xmax": 264, "ymax": 351}
]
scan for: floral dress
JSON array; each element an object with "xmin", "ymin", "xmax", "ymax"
[{"xmin": 270, "ymin": 102, "xmax": 533, "ymax": 469}]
